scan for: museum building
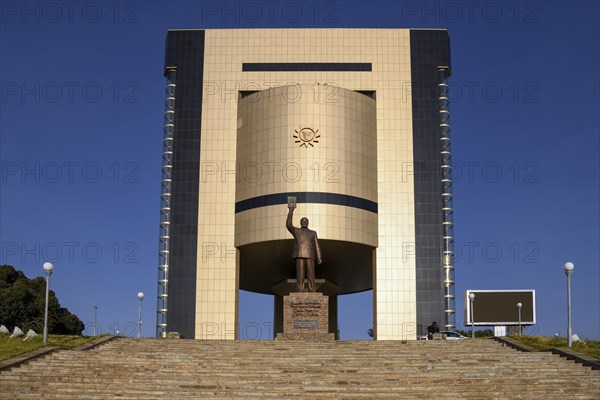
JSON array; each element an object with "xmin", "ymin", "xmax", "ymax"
[{"xmin": 157, "ymin": 28, "xmax": 454, "ymax": 340}]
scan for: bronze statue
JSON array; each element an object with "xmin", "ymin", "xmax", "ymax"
[{"xmin": 286, "ymin": 203, "xmax": 322, "ymax": 292}]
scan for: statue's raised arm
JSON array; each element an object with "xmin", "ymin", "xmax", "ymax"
[{"xmin": 286, "ymin": 205, "xmax": 295, "ymax": 234}]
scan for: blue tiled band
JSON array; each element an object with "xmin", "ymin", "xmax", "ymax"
[
  {"xmin": 242, "ymin": 63, "xmax": 372, "ymax": 72},
  {"xmin": 235, "ymin": 192, "xmax": 378, "ymax": 214}
]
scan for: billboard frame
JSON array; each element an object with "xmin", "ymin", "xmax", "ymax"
[{"xmin": 464, "ymin": 289, "xmax": 536, "ymax": 326}]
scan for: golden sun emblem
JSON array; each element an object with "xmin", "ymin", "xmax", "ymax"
[{"xmin": 293, "ymin": 127, "xmax": 320, "ymax": 148}]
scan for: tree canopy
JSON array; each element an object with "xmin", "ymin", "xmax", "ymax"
[{"xmin": 0, "ymin": 265, "xmax": 84, "ymax": 335}]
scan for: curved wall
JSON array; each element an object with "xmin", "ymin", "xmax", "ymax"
[
  {"xmin": 235, "ymin": 85, "xmax": 378, "ymax": 293},
  {"xmin": 235, "ymin": 85, "xmax": 378, "ymax": 246}
]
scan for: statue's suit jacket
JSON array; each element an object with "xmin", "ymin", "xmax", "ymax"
[{"xmin": 286, "ymin": 213, "xmax": 322, "ymax": 260}]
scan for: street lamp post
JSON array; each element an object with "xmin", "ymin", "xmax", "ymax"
[
  {"xmin": 468, "ymin": 292, "xmax": 475, "ymax": 339},
  {"xmin": 93, "ymin": 305, "xmax": 98, "ymax": 336},
  {"xmin": 517, "ymin": 302, "xmax": 523, "ymax": 335},
  {"xmin": 137, "ymin": 292, "xmax": 144, "ymax": 339},
  {"xmin": 42, "ymin": 262, "xmax": 54, "ymax": 343},
  {"xmin": 563, "ymin": 262, "xmax": 574, "ymax": 347}
]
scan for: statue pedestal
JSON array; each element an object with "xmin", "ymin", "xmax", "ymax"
[{"xmin": 276, "ymin": 292, "xmax": 335, "ymax": 341}]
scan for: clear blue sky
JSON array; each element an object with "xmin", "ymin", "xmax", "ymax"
[{"xmin": 1, "ymin": 1, "xmax": 598, "ymax": 340}]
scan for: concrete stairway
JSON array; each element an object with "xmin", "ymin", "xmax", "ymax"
[{"xmin": 1, "ymin": 338, "xmax": 599, "ymax": 399}]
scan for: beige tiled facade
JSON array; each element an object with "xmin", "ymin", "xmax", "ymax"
[{"xmin": 196, "ymin": 29, "xmax": 418, "ymax": 340}]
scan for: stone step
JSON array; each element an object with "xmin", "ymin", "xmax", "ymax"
[
  {"xmin": 3, "ymin": 364, "xmax": 591, "ymax": 378},
  {"xmin": 1, "ymin": 386, "xmax": 599, "ymax": 399},
  {"xmin": 6, "ymin": 367, "xmax": 590, "ymax": 378},
  {"xmin": 3, "ymin": 367, "xmax": 596, "ymax": 377},
  {"xmin": 1, "ymin": 379, "xmax": 597, "ymax": 392},
  {"xmin": 1, "ymin": 338, "xmax": 598, "ymax": 399}
]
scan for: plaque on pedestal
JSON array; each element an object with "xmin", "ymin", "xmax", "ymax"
[{"xmin": 276, "ymin": 292, "xmax": 335, "ymax": 341}]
